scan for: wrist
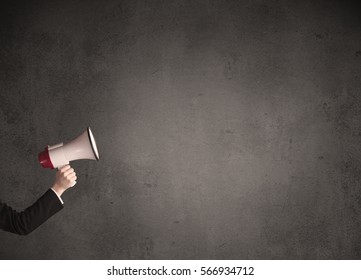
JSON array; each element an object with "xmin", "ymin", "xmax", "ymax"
[{"xmin": 52, "ymin": 183, "xmax": 65, "ymax": 197}]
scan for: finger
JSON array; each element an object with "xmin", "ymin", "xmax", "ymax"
[
  {"xmin": 64, "ymin": 168, "xmax": 75, "ymax": 176},
  {"xmin": 67, "ymin": 174, "xmax": 77, "ymax": 180},
  {"xmin": 60, "ymin": 165, "xmax": 71, "ymax": 172},
  {"xmin": 69, "ymin": 177, "xmax": 77, "ymax": 187}
]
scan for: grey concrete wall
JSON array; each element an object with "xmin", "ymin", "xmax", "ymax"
[{"xmin": 1, "ymin": 0, "xmax": 361, "ymax": 259}]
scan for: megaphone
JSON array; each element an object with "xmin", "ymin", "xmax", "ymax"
[{"xmin": 38, "ymin": 127, "xmax": 99, "ymax": 171}]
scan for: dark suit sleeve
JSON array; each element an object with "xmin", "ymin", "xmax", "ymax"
[{"xmin": 0, "ymin": 189, "xmax": 63, "ymax": 235}]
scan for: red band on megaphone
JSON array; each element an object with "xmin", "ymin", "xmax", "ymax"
[{"xmin": 38, "ymin": 147, "xmax": 54, "ymax": 169}]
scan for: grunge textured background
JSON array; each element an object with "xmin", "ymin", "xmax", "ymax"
[{"xmin": 0, "ymin": 0, "xmax": 361, "ymax": 259}]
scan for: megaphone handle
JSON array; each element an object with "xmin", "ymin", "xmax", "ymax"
[{"xmin": 58, "ymin": 165, "xmax": 77, "ymax": 187}]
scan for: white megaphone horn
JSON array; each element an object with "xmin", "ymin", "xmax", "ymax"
[{"xmin": 38, "ymin": 127, "xmax": 99, "ymax": 175}]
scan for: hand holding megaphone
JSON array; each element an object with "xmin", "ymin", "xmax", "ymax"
[
  {"xmin": 38, "ymin": 127, "xmax": 99, "ymax": 186},
  {"xmin": 58, "ymin": 165, "xmax": 78, "ymax": 187},
  {"xmin": 52, "ymin": 165, "xmax": 78, "ymax": 196}
]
